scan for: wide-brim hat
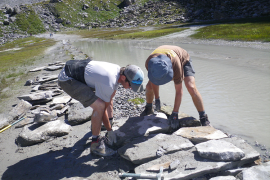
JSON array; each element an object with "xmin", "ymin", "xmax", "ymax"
[
  {"xmin": 148, "ymin": 54, "xmax": 173, "ymax": 85},
  {"xmin": 124, "ymin": 65, "xmax": 144, "ymax": 92}
]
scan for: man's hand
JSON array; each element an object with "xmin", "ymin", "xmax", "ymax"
[
  {"xmin": 168, "ymin": 112, "xmax": 179, "ymax": 130},
  {"xmin": 106, "ymin": 130, "xmax": 117, "ymax": 146}
]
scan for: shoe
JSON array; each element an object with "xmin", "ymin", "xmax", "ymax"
[
  {"xmin": 140, "ymin": 106, "xmax": 154, "ymax": 116},
  {"xmin": 200, "ymin": 114, "xmax": 211, "ymax": 126},
  {"xmin": 90, "ymin": 137, "xmax": 116, "ymax": 156},
  {"xmin": 155, "ymin": 99, "xmax": 161, "ymax": 111},
  {"xmin": 101, "ymin": 119, "xmax": 114, "ymax": 130}
]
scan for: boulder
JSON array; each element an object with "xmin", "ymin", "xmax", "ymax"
[
  {"xmin": 16, "ymin": 120, "xmax": 72, "ymax": 146},
  {"xmin": 67, "ymin": 103, "xmax": 93, "ymax": 126},
  {"xmin": 195, "ymin": 139, "xmax": 245, "ymax": 161}
]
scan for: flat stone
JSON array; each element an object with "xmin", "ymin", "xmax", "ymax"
[
  {"xmin": 52, "ymin": 95, "xmax": 71, "ymax": 104},
  {"xmin": 135, "ymin": 136, "xmax": 260, "ymax": 179},
  {"xmin": 67, "ymin": 103, "xmax": 93, "ymax": 126},
  {"xmin": 45, "ymin": 65, "xmax": 63, "ymax": 71},
  {"xmin": 36, "ymin": 75, "xmax": 58, "ymax": 83},
  {"xmin": 113, "ymin": 113, "xmax": 170, "ymax": 147},
  {"xmin": 118, "ymin": 133, "xmax": 194, "ymax": 164},
  {"xmin": 174, "ymin": 126, "xmax": 228, "ymax": 144},
  {"xmin": 241, "ymin": 161, "xmax": 270, "ymax": 179},
  {"xmin": 16, "ymin": 120, "xmax": 72, "ymax": 147},
  {"xmin": 17, "ymin": 91, "xmax": 53, "ymax": 104},
  {"xmin": 29, "ymin": 66, "xmax": 46, "ymax": 72},
  {"xmin": 195, "ymin": 139, "xmax": 245, "ymax": 161}
]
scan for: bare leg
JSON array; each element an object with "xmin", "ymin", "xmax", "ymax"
[
  {"xmin": 90, "ymin": 98, "xmax": 106, "ymax": 136},
  {"xmin": 184, "ymin": 76, "xmax": 204, "ymax": 112}
]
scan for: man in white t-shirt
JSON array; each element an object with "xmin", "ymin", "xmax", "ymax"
[{"xmin": 58, "ymin": 59, "xmax": 144, "ymax": 156}]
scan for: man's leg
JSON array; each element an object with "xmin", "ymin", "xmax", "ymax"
[
  {"xmin": 184, "ymin": 76, "xmax": 210, "ymax": 126},
  {"xmin": 184, "ymin": 76, "xmax": 204, "ymax": 112},
  {"xmin": 140, "ymin": 81, "xmax": 158, "ymax": 116}
]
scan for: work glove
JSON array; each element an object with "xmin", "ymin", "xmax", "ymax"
[
  {"xmin": 155, "ymin": 99, "xmax": 161, "ymax": 111},
  {"xmin": 106, "ymin": 130, "xmax": 117, "ymax": 146},
  {"xmin": 168, "ymin": 112, "xmax": 179, "ymax": 130}
]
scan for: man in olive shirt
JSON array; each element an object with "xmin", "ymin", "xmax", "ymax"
[{"xmin": 141, "ymin": 45, "xmax": 211, "ymax": 128}]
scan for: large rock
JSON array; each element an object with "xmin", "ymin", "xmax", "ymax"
[
  {"xmin": 118, "ymin": 133, "xmax": 194, "ymax": 164},
  {"xmin": 174, "ymin": 126, "xmax": 228, "ymax": 144},
  {"xmin": 16, "ymin": 120, "xmax": 72, "ymax": 146},
  {"xmin": 67, "ymin": 103, "xmax": 93, "ymax": 126},
  {"xmin": 195, "ymin": 139, "xmax": 245, "ymax": 161},
  {"xmin": 238, "ymin": 161, "xmax": 270, "ymax": 180},
  {"xmin": 113, "ymin": 113, "xmax": 170, "ymax": 147},
  {"xmin": 135, "ymin": 136, "xmax": 260, "ymax": 179}
]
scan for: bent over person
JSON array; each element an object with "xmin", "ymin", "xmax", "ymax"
[
  {"xmin": 58, "ymin": 59, "xmax": 144, "ymax": 156},
  {"xmin": 140, "ymin": 45, "xmax": 210, "ymax": 128}
]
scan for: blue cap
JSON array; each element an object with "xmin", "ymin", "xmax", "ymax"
[
  {"xmin": 124, "ymin": 65, "xmax": 144, "ymax": 92},
  {"xmin": 148, "ymin": 54, "xmax": 173, "ymax": 85}
]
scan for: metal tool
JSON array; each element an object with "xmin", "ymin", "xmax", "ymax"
[
  {"xmin": 0, "ymin": 117, "xmax": 25, "ymax": 133},
  {"xmin": 119, "ymin": 166, "xmax": 164, "ymax": 180}
]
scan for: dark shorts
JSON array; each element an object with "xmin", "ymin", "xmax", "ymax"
[
  {"xmin": 58, "ymin": 79, "xmax": 98, "ymax": 107},
  {"xmin": 184, "ymin": 59, "xmax": 195, "ymax": 77}
]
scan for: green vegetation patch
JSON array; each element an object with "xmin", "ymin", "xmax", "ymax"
[
  {"xmin": 64, "ymin": 28, "xmax": 141, "ymax": 39},
  {"xmin": 0, "ymin": 37, "xmax": 55, "ymax": 90},
  {"xmin": 111, "ymin": 27, "xmax": 188, "ymax": 39},
  {"xmin": 191, "ymin": 21, "xmax": 270, "ymax": 42},
  {"xmin": 68, "ymin": 27, "xmax": 188, "ymax": 40},
  {"xmin": 43, "ymin": 0, "xmax": 122, "ymax": 27},
  {"xmin": 128, "ymin": 97, "xmax": 145, "ymax": 105},
  {"xmin": 15, "ymin": 8, "xmax": 46, "ymax": 34}
]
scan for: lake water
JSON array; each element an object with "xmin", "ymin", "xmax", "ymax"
[{"xmin": 73, "ymin": 31, "xmax": 270, "ymax": 151}]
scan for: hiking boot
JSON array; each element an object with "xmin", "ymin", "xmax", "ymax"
[
  {"xmin": 200, "ymin": 114, "xmax": 211, "ymax": 126},
  {"xmin": 90, "ymin": 137, "xmax": 116, "ymax": 156},
  {"xmin": 101, "ymin": 119, "xmax": 114, "ymax": 130},
  {"xmin": 140, "ymin": 106, "xmax": 154, "ymax": 116},
  {"xmin": 155, "ymin": 99, "xmax": 161, "ymax": 111}
]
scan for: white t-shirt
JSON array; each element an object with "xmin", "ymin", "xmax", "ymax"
[{"xmin": 84, "ymin": 61, "xmax": 120, "ymax": 102}]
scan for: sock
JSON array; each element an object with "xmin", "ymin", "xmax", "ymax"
[
  {"xmin": 146, "ymin": 103, "xmax": 152, "ymax": 108},
  {"xmin": 92, "ymin": 135, "xmax": 99, "ymax": 142},
  {"xmin": 199, "ymin": 111, "xmax": 206, "ymax": 118},
  {"xmin": 155, "ymin": 97, "xmax": 160, "ymax": 101},
  {"xmin": 109, "ymin": 118, "xmax": 113, "ymax": 121}
]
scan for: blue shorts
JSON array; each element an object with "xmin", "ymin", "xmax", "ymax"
[{"xmin": 184, "ymin": 59, "xmax": 195, "ymax": 77}]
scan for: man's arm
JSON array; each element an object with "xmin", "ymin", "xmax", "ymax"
[
  {"xmin": 173, "ymin": 83, "xmax": 183, "ymax": 112},
  {"xmin": 102, "ymin": 90, "xmax": 116, "ymax": 131}
]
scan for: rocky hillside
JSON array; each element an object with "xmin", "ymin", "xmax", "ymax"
[{"xmin": 0, "ymin": 0, "xmax": 269, "ymax": 45}]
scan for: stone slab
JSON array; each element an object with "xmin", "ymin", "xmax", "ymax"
[
  {"xmin": 135, "ymin": 136, "xmax": 260, "ymax": 180},
  {"xmin": 195, "ymin": 139, "xmax": 245, "ymax": 161},
  {"xmin": 174, "ymin": 126, "xmax": 228, "ymax": 144},
  {"xmin": 113, "ymin": 113, "xmax": 170, "ymax": 147},
  {"xmin": 118, "ymin": 133, "xmax": 194, "ymax": 164}
]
